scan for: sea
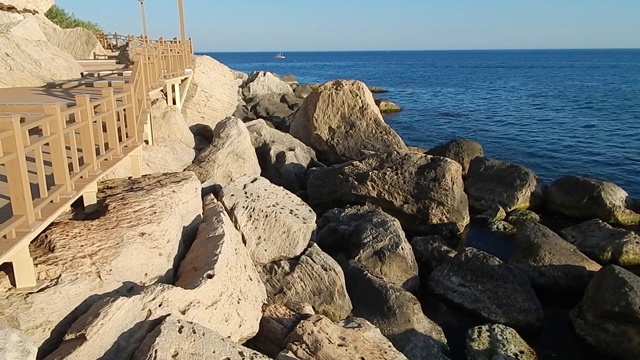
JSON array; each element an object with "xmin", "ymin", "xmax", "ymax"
[{"xmin": 202, "ymin": 49, "xmax": 640, "ymax": 199}]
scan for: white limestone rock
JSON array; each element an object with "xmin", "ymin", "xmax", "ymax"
[
  {"xmin": 0, "ymin": 325, "xmax": 37, "ymax": 360},
  {"xmin": 243, "ymin": 71, "xmax": 293, "ymax": 99},
  {"xmin": 34, "ymin": 14, "xmax": 106, "ymax": 60},
  {"xmin": 220, "ymin": 176, "xmax": 316, "ymax": 264},
  {"xmin": 186, "ymin": 117, "xmax": 260, "ymax": 188},
  {"xmin": 0, "ymin": 173, "xmax": 202, "ymax": 348},
  {"xmin": 3, "ymin": 0, "xmax": 54, "ymax": 13},
  {"xmin": 182, "ymin": 55, "xmax": 238, "ymax": 129}
]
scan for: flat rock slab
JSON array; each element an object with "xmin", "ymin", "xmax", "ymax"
[
  {"xmin": 280, "ymin": 315, "xmax": 408, "ymax": 360},
  {"xmin": 0, "ymin": 172, "xmax": 202, "ymax": 348},
  {"xmin": 258, "ymin": 244, "xmax": 352, "ymax": 322},
  {"xmin": 571, "ymin": 265, "xmax": 640, "ymax": 360},
  {"xmin": 317, "ymin": 206, "xmax": 419, "ymax": 290},
  {"xmin": 428, "ymin": 247, "xmax": 543, "ymax": 331},
  {"xmin": 132, "ymin": 316, "xmax": 270, "ymax": 360},
  {"xmin": 560, "ymin": 219, "xmax": 640, "ymax": 266},
  {"xmin": 510, "ymin": 221, "xmax": 601, "ymax": 291},
  {"xmin": 220, "ymin": 176, "xmax": 316, "ymax": 264}
]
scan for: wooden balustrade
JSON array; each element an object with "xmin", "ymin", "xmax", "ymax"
[{"xmin": 0, "ymin": 36, "xmax": 194, "ymax": 290}]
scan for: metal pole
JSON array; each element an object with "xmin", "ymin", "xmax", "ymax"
[
  {"xmin": 139, "ymin": 0, "xmax": 148, "ymax": 38},
  {"xmin": 178, "ymin": 0, "xmax": 186, "ymax": 42}
]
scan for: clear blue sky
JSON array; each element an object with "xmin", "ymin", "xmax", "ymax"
[{"xmin": 56, "ymin": 0, "xmax": 640, "ymax": 52}]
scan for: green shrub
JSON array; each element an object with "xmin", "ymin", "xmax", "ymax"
[{"xmin": 45, "ymin": 5, "xmax": 102, "ymax": 34}]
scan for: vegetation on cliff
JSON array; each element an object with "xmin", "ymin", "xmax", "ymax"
[{"xmin": 45, "ymin": 5, "xmax": 101, "ymax": 34}]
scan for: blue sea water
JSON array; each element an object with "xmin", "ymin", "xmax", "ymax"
[{"xmin": 203, "ymin": 50, "xmax": 640, "ymax": 198}]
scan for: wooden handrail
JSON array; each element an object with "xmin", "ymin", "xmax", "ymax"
[{"xmin": 0, "ymin": 36, "xmax": 194, "ymax": 289}]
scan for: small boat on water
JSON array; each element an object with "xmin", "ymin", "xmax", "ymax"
[{"xmin": 275, "ymin": 52, "xmax": 286, "ymax": 59}]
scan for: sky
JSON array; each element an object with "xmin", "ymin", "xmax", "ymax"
[{"xmin": 56, "ymin": 0, "xmax": 640, "ymax": 52}]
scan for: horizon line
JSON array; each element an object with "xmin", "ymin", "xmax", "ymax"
[{"xmin": 195, "ymin": 47, "xmax": 640, "ymax": 54}]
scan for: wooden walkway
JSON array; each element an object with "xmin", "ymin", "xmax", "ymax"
[{"xmin": 0, "ymin": 37, "xmax": 193, "ymax": 291}]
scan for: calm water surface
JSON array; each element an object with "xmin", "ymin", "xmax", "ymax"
[{"xmin": 204, "ymin": 49, "xmax": 640, "ymax": 198}]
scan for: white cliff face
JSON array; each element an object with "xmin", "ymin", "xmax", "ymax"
[{"xmin": 2, "ymin": 0, "xmax": 54, "ymax": 13}]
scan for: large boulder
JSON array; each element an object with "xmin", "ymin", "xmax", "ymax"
[
  {"xmin": 258, "ymin": 244, "xmax": 352, "ymax": 322},
  {"xmin": 428, "ymin": 247, "xmax": 543, "ymax": 331},
  {"xmin": 186, "ymin": 117, "xmax": 260, "ymax": 188},
  {"xmin": 427, "ymin": 139, "xmax": 483, "ymax": 176},
  {"xmin": 343, "ymin": 262, "xmax": 450, "ymax": 360},
  {"xmin": 35, "ymin": 14, "xmax": 106, "ymax": 60},
  {"xmin": 246, "ymin": 119, "xmax": 316, "ymax": 193},
  {"xmin": 0, "ymin": 325, "xmax": 37, "ymax": 360},
  {"xmin": 182, "ymin": 55, "xmax": 238, "ymax": 129},
  {"xmin": 248, "ymin": 94, "xmax": 294, "ymax": 125},
  {"xmin": 290, "ymin": 80, "xmax": 407, "ymax": 164},
  {"xmin": 219, "ymin": 176, "xmax": 316, "ymax": 264},
  {"xmin": 151, "ymin": 102, "xmax": 195, "ymax": 149},
  {"xmin": 0, "ymin": 15, "xmax": 83, "ymax": 88},
  {"xmin": 280, "ymin": 315, "xmax": 408, "ymax": 360},
  {"xmin": 570, "ymin": 265, "xmax": 640, "ymax": 360},
  {"xmin": 242, "ymin": 71, "xmax": 293, "ymax": 99},
  {"xmin": 0, "ymin": 173, "xmax": 202, "ymax": 348},
  {"xmin": 133, "ymin": 317, "xmax": 270, "ymax": 360},
  {"xmin": 560, "ymin": 219, "xmax": 640, "ymax": 266},
  {"xmin": 307, "ymin": 151, "xmax": 470, "ymax": 235},
  {"xmin": 316, "ymin": 206, "xmax": 419, "ymax": 290},
  {"xmin": 465, "ymin": 157, "xmax": 546, "ymax": 212},
  {"xmin": 509, "ymin": 222, "xmax": 601, "ymax": 291},
  {"xmin": 410, "ymin": 235, "xmax": 457, "ymax": 275},
  {"xmin": 3, "ymin": 0, "xmax": 54, "ymax": 13},
  {"xmin": 547, "ymin": 176, "xmax": 640, "ymax": 225},
  {"xmin": 466, "ymin": 324, "xmax": 537, "ymax": 360}
]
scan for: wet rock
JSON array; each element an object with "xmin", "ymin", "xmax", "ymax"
[
  {"xmin": 465, "ymin": 157, "xmax": 546, "ymax": 213},
  {"xmin": 466, "ymin": 324, "xmax": 537, "ymax": 360},
  {"xmin": 243, "ymin": 71, "xmax": 293, "ymax": 99},
  {"xmin": 344, "ymin": 262, "xmax": 450, "ymax": 360},
  {"xmin": 0, "ymin": 324, "xmax": 37, "ymax": 360},
  {"xmin": 547, "ymin": 176, "xmax": 640, "ymax": 226},
  {"xmin": 505, "ymin": 209, "xmax": 541, "ymax": 225},
  {"xmin": 410, "ymin": 235, "xmax": 457, "ymax": 275},
  {"xmin": 280, "ymin": 315, "xmax": 409, "ymax": 360},
  {"xmin": 560, "ymin": 219, "xmax": 640, "ymax": 266},
  {"xmin": 0, "ymin": 173, "xmax": 202, "ymax": 348},
  {"xmin": 316, "ymin": 206, "xmax": 419, "ymax": 290},
  {"xmin": 290, "ymin": 79, "xmax": 407, "ymax": 164},
  {"xmin": 375, "ymin": 98, "xmax": 402, "ymax": 112},
  {"xmin": 258, "ymin": 244, "xmax": 352, "ymax": 322},
  {"xmin": 427, "ymin": 139, "xmax": 484, "ymax": 175},
  {"xmin": 219, "ymin": 176, "xmax": 316, "ymax": 264},
  {"xmin": 307, "ymin": 151, "xmax": 470, "ymax": 235},
  {"xmin": 186, "ymin": 117, "xmax": 261, "ymax": 188},
  {"xmin": 488, "ymin": 220, "xmax": 516, "ymax": 235},
  {"xmin": 428, "ymin": 247, "xmax": 543, "ymax": 331},
  {"xmin": 132, "ymin": 317, "xmax": 270, "ymax": 360},
  {"xmin": 473, "ymin": 204, "xmax": 507, "ymax": 224},
  {"xmin": 570, "ymin": 265, "xmax": 640, "ymax": 360},
  {"xmin": 510, "ymin": 222, "xmax": 601, "ymax": 291},
  {"xmin": 246, "ymin": 119, "xmax": 316, "ymax": 193}
]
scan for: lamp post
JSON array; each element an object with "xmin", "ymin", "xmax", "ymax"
[
  {"xmin": 178, "ymin": 0, "xmax": 186, "ymax": 42},
  {"xmin": 139, "ymin": 0, "xmax": 148, "ymax": 38}
]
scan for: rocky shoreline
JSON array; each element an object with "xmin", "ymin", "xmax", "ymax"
[{"xmin": 1, "ymin": 11, "xmax": 640, "ymax": 358}]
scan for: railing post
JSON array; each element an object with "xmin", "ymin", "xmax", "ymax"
[
  {"xmin": 10, "ymin": 245, "xmax": 37, "ymax": 289},
  {"xmin": 42, "ymin": 104, "xmax": 73, "ymax": 197},
  {"xmin": 75, "ymin": 95, "xmax": 98, "ymax": 173},
  {"xmin": 100, "ymin": 88, "xmax": 122, "ymax": 156},
  {"xmin": 122, "ymin": 84, "xmax": 140, "ymax": 143},
  {"xmin": 0, "ymin": 116, "xmax": 35, "ymax": 224}
]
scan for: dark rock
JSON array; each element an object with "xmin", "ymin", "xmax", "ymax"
[
  {"xmin": 428, "ymin": 247, "xmax": 543, "ymax": 331},
  {"xmin": 249, "ymin": 94, "xmax": 294, "ymax": 121},
  {"xmin": 290, "ymin": 80, "xmax": 407, "ymax": 164},
  {"xmin": 306, "ymin": 151, "xmax": 470, "ymax": 235},
  {"xmin": 316, "ymin": 206, "xmax": 419, "ymax": 291},
  {"xmin": 258, "ymin": 244, "xmax": 353, "ymax": 322},
  {"xmin": 427, "ymin": 139, "xmax": 483, "ymax": 175},
  {"xmin": 547, "ymin": 176, "xmax": 640, "ymax": 225},
  {"xmin": 570, "ymin": 265, "xmax": 640, "ymax": 360},
  {"xmin": 465, "ymin": 157, "xmax": 546, "ymax": 212},
  {"xmin": 509, "ymin": 222, "xmax": 601, "ymax": 291},
  {"xmin": 505, "ymin": 209, "xmax": 541, "ymax": 225},
  {"xmin": 560, "ymin": 219, "xmax": 640, "ymax": 266},
  {"xmin": 343, "ymin": 262, "xmax": 450, "ymax": 360},
  {"xmin": 410, "ymin": 235, "xmax": 457, "ymax": 275},
  {"xmin": 232, "ymin": 103, "xmax": 257, "ymax": 121},
  {"xmin": 281, "ymin": 93, "xmax": 304, "ymax": 111},
  {"xmin": 487, "ymin": 220, "xmax": 516, "ymax": 235},
  {"xmin": 466, "ymin": 324, "xmax": 537, "ymax": 360}
]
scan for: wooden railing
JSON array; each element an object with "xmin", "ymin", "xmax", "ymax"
[{"xmin": 0, "ymin": 37, "xmax": 193, "ymax": 289}]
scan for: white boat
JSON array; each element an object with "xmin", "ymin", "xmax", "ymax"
[{"xmin": 275, "ymin": 52, "xmax": 285, "ymax": 59}]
